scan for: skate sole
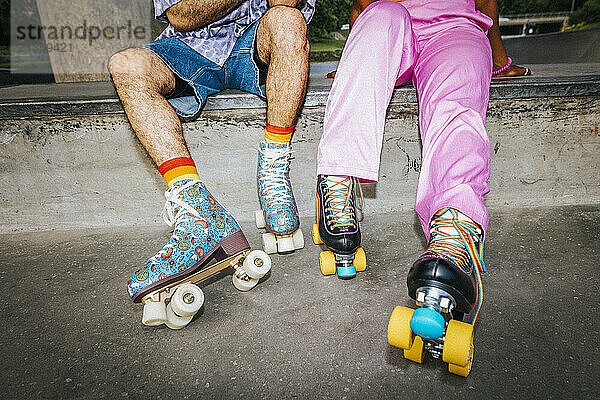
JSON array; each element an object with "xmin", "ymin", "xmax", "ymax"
[
  {"xmin": 138, "ymin": 246, "xmax": 271, "ymax": 329},
  {"xmin": 132, "ymin": 230, "xmax": 250, "ymax": 303},
  {"xmin": 140, "ymin": 248, "xmax": 251, "ymax": 306}
]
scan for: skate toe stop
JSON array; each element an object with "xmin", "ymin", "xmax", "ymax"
[
  {"xmin": 410, "ymin": 307, "xmax": 445, "ymax": 340},
  {"xmin": 337, "ymin": 265, "xmax": 357, "ymax": 279}
]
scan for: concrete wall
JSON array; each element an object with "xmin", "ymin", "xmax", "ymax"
[{"xmin": 1, "ymin": 94, "xmax": 599, "ymax": 232}]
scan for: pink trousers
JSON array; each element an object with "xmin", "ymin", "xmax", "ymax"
[{"xmin": 317, "ymin": 0, "xmax": 494, "ymax": 238}]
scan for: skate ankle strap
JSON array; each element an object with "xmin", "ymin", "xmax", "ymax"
[{"xmin": 260, "ymin": 145, "xmax": 292, "ymax": 165}]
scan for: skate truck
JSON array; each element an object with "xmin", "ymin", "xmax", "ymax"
[{"xmin": 132, "ymin": 244, "xmax": 271, "ymax": 330}]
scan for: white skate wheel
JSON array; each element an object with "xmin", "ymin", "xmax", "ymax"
[
  {"xmin": 262, "ymin": 232, "xmax": 278, "ymax": 254},
  {"xmin": 277, "ymin": 236, "xmax": 295, "ymax": 253},
  {"xmin": 165, "ymin": 302, "xmax": 193, "ymax": 330},
  {"xmin": 255, "ymin": 210, "xmax": 266, "ymax": 229},
  {"xmin": 142, "ymin": 301, "xmax": 167, "ymax": 326},
  {"xmin": 232, "ymin": 274, "xmax": 259, "ymax": 291},
  {"xmin": 292, "ymin": 229, "xmax": 305, "ymax": 250},
  {"xmin": 170, "ymin": 283, "xmax": 204, "ymax": 317},
  {"xmin": 242, "ymin": 250, "xmax": 272, "ymax": 279}
]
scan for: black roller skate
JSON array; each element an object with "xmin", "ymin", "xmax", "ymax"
[
  {"xmin": 312, "ymin": 175, "xmax": 366, "ymax": 278},
  {"xmin": 387, "ymin": 208, "xmax": 486, "ymax": 376}
]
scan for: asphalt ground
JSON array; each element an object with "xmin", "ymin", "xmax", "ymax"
[{"xmin": 1, "ymin": 205, "xmax": 598, "ymax": 399}]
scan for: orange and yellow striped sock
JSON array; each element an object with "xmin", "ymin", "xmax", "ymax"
[
  {"xmin": 265, "ymin": 124, "xmax": 294, "ymax": 143},
  {"xmin": 158, "ymin": 157, "xmax": 200, "ymax": 188}
]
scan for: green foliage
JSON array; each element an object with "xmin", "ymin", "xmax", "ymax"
[
  {"xmin": 569, "ymin": 0, "xmax": 600, "ymax": 24},
  {"xmin": 308, "ymin": 0, "xmax": 352, "ymax": 41}
]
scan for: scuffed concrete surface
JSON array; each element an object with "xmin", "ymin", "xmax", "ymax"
[
  {"xmin": 1, "ymin": 205, "xmax": 598, "ymax": 399},
  {"xmin": 1, "ymin": 96, "xmax": 599, "ymax": 232}
]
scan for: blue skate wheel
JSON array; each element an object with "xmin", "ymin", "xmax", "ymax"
[
  {"xmin": 337, "ymin": 265, "xmax": 357, "ymax": 279},
  {"xmin": 410, "ymin": 308, "xmax": 445, "ymax": 340}
]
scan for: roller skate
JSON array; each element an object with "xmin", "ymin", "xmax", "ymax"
[
  {"xmin": 127, "ymin": 178, "xmax": 271, "ymax": 330},
  {"xmin": 387, "ymin": 208, "xmax": 485, "ymax": 376},
  {"xmin": 255, "ymin": 140, "xmax": 304, "ymax": 254},
  {"xmin": 312, "ymin": 175, "xmax": 366, "ymax": 279}
]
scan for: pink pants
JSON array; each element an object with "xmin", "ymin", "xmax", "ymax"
[{"xmin": 317, "ymin": 0, "xmax": 494, "ymax": 238}]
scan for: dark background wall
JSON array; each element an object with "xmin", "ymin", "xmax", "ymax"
[{"xmin": 503, "ymin": 27, "xmax": 600, "ymax": 63}]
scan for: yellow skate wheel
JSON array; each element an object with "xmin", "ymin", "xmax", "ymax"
[
  {"xmin": 353, "ymin": 247, "xmax": 366, "ymax": 272},
  {"xmin": 442, "ymin": 320, "xmax": 474, "ymax": 367},
  {"xmin": 403, "ymin": 336, "xmax": 424, "ymax": 363},
  {"xmin": 448, "ymin": 345, "xmax": 474, "ymax": 377},
  {"xmin": 319, "ymin": 251, "xmax": 336, "ymax": 275},
  {"xmin": 387, "ymin": 306, "xmax": 414, "ymax": 350},
  {"xmin": 312, "ymin": 224, "xmax": 323, "ymax": 245}
]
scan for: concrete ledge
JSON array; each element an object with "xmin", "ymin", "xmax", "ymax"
[
  {"xmin": 1, "ymin": 64, "xmax": 599, "ymax": 232},
  {"xmin": 1, "ymin": 73, "xmax": 600, "ymax": 118}
]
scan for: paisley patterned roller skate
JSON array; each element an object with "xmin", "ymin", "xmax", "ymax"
[
  {"xmin": 387, "ymin": 208, "xmax": 485, "ymax": 377},
  {"xmin": 255, "ymin": 140, "xmax": 304, "ymax": 254},
  {"xmin": 127, "ymin": 179, "xmax": 271, "ymax": 330},
  {"xmin": 312, "ymin": 175, "xmax": 366, "ymax": 279}
]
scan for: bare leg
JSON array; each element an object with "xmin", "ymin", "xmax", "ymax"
[
  {"xmin": 108, "ymin": 47, "xmax": 189, "ymax": 167},
  {"xmin": 256, "ymin": 6, "xmax": 310, "ymax": 127}
]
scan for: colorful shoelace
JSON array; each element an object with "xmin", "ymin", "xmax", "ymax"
[
  {"xmin": 427, "ymin": 207, "xmax": 486, "ymax": 325},
  {"xmin": 162, "ymin": 179, "xmax": 204, "ymax": 227},
  {"xmin": 322, "ymin": 176, "xmax": 364, "ymax": 229}
]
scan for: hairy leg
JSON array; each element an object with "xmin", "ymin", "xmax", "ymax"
[
  {"xmin": 256, "ymin": 6, "xmax": 309, "ymax": 127},
  {"xmin": 108, "ymin": 47, "xmax": 189, "ymax": 166}
]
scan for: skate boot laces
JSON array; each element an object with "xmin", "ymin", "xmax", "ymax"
[
  {"xmin": 161, "ymin": 179, "xmax": 204, "ymax": 227},
  {"xmin": 427, "ymin": 208, "xmax": 486, "ymax": 274},
  {"xmin": 144, "ymin": 179, "xmax": 208, "ymax": 263},
  {"xmin": 428, "ymin": 207, "xmax": 486, "ymax": 324},
  {"xmin": 323, "ymin": 176, "xmax": 364, "ymax": 229},
  {"xmin": 258, "ymin": 145, "xmax": 294, "ymax": 207}
]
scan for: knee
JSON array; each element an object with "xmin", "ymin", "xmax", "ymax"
[
  {"xmin": 358, "ymin": 1, "xmax": 411, "ymax": 30},
  {"xmin": 108, "ymin": 48, "xmax": 152, "ymax": 84},
  {"xmin": 263, "ymin": 6, "xmax": 309, "ymax": 54},
  {"xmin": 108, "ymin": 49, "xmax": 137, "ymax": 81}
]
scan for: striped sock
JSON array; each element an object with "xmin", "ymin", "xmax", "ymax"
[
  {"xmin": 265, "ymin": 124, "xmax": 294, "ymax": 143},
  {"xmin": 158, "ymin": 157, "xmax": 200, "ymax": 187}
]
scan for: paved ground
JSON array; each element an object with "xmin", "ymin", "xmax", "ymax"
[{"xmin": 1, "ymin": 205, "xmax": 598, "ymax": 399}]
